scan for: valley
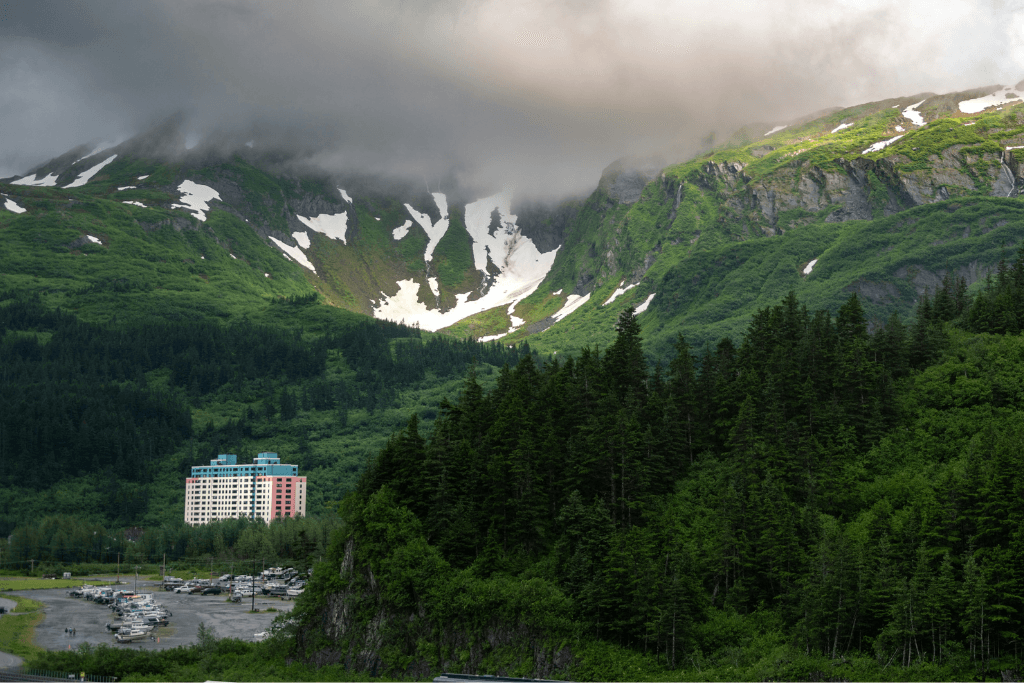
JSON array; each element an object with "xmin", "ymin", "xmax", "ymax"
[{"xmin": 4, "ymin": 80, "xmax": 1024, "ymax": 681}]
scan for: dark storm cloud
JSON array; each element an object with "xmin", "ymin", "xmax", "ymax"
[{"xmin": 2, "ymin": 0, "xmax": 1022, "ymax": 198}]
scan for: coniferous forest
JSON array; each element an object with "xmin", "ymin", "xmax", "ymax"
[
  {"xmin": 21, "ymin": 253, "xmax": 1024, "ymax": 681},
  {"xmin": 280, "ymin": 256, "xmax": 1024, "ymax": 681}
]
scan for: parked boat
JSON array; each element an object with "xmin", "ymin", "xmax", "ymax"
[{"xmin": 115, "ymin": 628, "xmax": 152, "ymax": 643}]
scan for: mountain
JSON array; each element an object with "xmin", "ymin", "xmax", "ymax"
[
  {"xmin": 11, "ymin": 82, "xmax": 1024, "ymax": 683},
  {"xmin": 4, "ymin": 79, "xmax": 1024, "ymax": 532},
  {"xmin": 5, "ymin": 82, "xmax": 1024, "ymax": 358}
]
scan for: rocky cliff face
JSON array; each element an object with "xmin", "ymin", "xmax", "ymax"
[{"xmin": 293, "ymin": 536, "xmax": 576, "ymax": 680}]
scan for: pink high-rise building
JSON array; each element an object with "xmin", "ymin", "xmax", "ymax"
[{"xmin": 184, "ymin": 453, "xmax": 307, "ymax": 526}]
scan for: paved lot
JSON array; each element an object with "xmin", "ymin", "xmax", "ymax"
[{"xmin": 5, "ymin": 579, "xmax": 294, "ymax": 652}]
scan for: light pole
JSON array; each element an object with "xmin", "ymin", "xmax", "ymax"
[
  {"xmin": 251, "ymin": 558, "xmax": 256, "ymax": 612},
  {"xmin": 134, "ymin": 566, "xmax": 140, "ymax": 594}
]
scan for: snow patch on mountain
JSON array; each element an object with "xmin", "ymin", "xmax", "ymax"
[
  {"xmin": 392, "ymin": 220, "xmax": 412, "ymax": 240},
  {"xmin": 635, "ymin": 293, "xmax": 656, "ymax": 314},
  {"xmin": 296, "ymin": 212, "xmax": 348, "ymax": 244},
  {"xmin": 137, "ymin": 175, "xmax": 149, "ymax": 180},
  {"xmin": 86, "ymin": 235, "xmax": 102, "ymax": 245},
  {"xmin": 479, "ymin": 303, "xmax": 527, "ymax": 342},
  {"xmin": 75, "ymin": 142, "xmax": 117, "ymax": 163},
  {"xmin": 269, "ymin": 236, "xmax": 316, "ymax": 273},
  {"xmin": 803, "ymin": 259, "xmax": 818, "ymax": 275},
  {"xmin": 552, "ymin": 293, "xmax": 591, "ymax": 322},
  {"xmin": 64, "ymin": 155, "xmax": 117, "ymax": 188},
  {"xmin": 404, "ymin": 193, "xmax": 449, "ymax": 262},
  {"xmin": 902, "ymin": 99, "xmax": 926, "ymax": 126},
  {"xmin": 830, "ymin": 123, "xmax": 852, "ymax": 134},
  {"xmin": 171, "ymin": 180, "xmax": 220, "ymax": 221},
  {"xmin": 862, "ymin": 135, "xmax": 903, "ymax": 154},
  {"xmin": 373, "ymin": 189, "xmax": 559, "ymax": 331},
  {"xmin": 428, "ymin": 277, "xmax": 440, "ymax": 297},
  {"xmin": 339, "ymin": 188, "xmax": 352, "ymax": 203},
  {"xmin": 12, "ymin": 172, "xmax": 59, "ymax": 187},
  {"xmin": 4, "ymin": 198, "xmax": 27, "ymax": 213},
  {"xmin": 764, "ymin": 125, "xmax": 787, "ymax": 136},
  {"xmin": 604, "ymin": 281, "xmax": 637, "ymax": 305},
  {"xmin": 122, "ymin": 201, "xmax": 147, "ymax": 208},
  {"xmin": 117, "ymin": 186, "xmax": 136, "ymax": 191},
  {"xmin": 960, "ymin": 86, "xmax": 1024, "ymax": 113},
  {"xmin": 292, "ymin": 232, "xmax": 311, "ymax": 249},
  {"xmin": 552, "ymin": 289, "xmax": 562, "ymax": 295}
]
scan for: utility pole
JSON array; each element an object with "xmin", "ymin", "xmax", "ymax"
[
  {"xmin": 116, "ymin": 552, "xmax": 120, "ymax": 585},
  {"xmin": 251, "ymin": 558, "xmax": 256, "ymax": 612},
  {"xmin": 162, "ymin": 553, "xmax": 166, "ymax": 579},
  {"xmin": 134, "ymin": 566, "xmax": 140, "ymax": 594},
  {"xmin": 30, "ymin": 559, "xmax": 34, "ymax": 574}
]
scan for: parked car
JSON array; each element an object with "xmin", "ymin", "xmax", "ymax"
[
  {"xmin": 202, "ymin": 586, "xmax": 222, "ymax": 595},
  {"xmin": 188, "ymin": 585, "xmax": 206, "ymax": 594}
]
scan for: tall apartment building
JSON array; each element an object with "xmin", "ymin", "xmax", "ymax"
[{"xmin": 184, "ymin": 453, "xmax": 307, "ymax": 526}]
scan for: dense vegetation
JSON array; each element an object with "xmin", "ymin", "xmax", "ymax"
[
  {"xmin": 0, "ymin": 291, "xmax": 529, "ymax": 549},
  {"xmin": 281, "ymin": 268, "xmax": 1024, "ymax": 680},
  {"xmin": 20, "ymin": 258, "xmax": 1024, "ymax": 681}
]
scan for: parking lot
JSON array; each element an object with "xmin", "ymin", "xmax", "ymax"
[{"xmin": 5, "ymin": 577, "xmax": 294, "ymax": 652}]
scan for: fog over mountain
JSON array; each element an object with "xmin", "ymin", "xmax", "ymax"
[{"xmin": 2, "ymin": 0, "xmax": 1023, "ymax": 198}]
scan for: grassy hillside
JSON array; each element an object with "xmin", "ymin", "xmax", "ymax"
[{"xmin": 507, "ymin": 89, "xmax": 1024, "ymax": 357}]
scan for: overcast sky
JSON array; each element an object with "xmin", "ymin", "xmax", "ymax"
[{"xmin": 3, "ymin": 0, "xmax": 1024, "ymax": 198}]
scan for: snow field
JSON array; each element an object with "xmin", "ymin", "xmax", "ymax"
[
  {"xmin": 895, "ymin": 126, "xmax": 904, "ymax": 132},
  {"xmin": 830, "ymin": 123, "xmax": 852, "ymax": 134},
  {"xmin": 4, "ymin": 198, "xmax": 27, "ymax": 214},
  {"xmin": 404, "ymin": 192, "xmax": 449, "ymax": 262},
  {"xmin": 552, "ymin": 293, "xmax": 591, "ymax": 322},
  {"xmin": 117, "ymin": 186, "xmax": 136, "ymax": 191},
  {"xmin": 373, "ymin": 190, "xmax": 559, "ymax": 331},
  {"xmin": 478, "ymin": 302, "xmax": 527, "ymax": 342},
  {"xmin": 902, "ymin": 100, "xmax": 927, "ymax": 126},
  {"xmin": 292, "ymin": 232, "xmax": 311, "ymax": 249},
  {"xmin": 392, "ymin": 220, "xmax": 412, "ymax": 240},
  {"xmin": 634, "ymin": 293, "xmax": 656, "ymax": 314},
  {"xmin": 338, "ymin": 188, "xmax": 352, "ymax": 203},
  {"xmin": 65, "ymin": 155, "xmax": 118, "ymax": 188},
  {"xmin": 862, "ymin": 135, "xmax": 904, "ymax": 155},
  {"xmin": 122, "ymin": 201, "xmax": 147, "ymax": 208},
  {"xmin": 11, "ymin": 172, "xmax": 59, "ymax": 187},
  {"xmin": 296, "ymin": 212, "xmax": 348, "ymax": 244},
  {"xmin": 137, "ymin": 175, "xmax": 149, "ymax": 180},
  {"xmin": 171, "ymin": 180, "xmax": 220, "ymax": 221},
  {"xmin": 428, "ymin": 277, "xmax": 440, "ymax": 297},
  {"xmin": 86, "ymin": 235, "xmax": 102, "ymax": 244},
  {"xmin": 764, "ymin": 125, "xmax": 787, "ymax": 136},
  {"xmin": 959, "ymin": 86, "xmax": 1024, "ymax": 114},
  {"xmin": 803, "ymin": 259, "xmax": 818, "ymax": 275},
  {"xmin": 603, "ymin": 281, "xmax": 637, "ymax": 306},
  {"xmin": 268, "ymin": 236, "xmax": 317, "ymax": 273},
  {"xmin": 552, "ymin": 289, "xmax": 562, "ymax": 295}
]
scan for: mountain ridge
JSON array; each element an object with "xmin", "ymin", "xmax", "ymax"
[{"xmin": 5, "ymin": 80, "xmax": 1024, "ymax": 357}]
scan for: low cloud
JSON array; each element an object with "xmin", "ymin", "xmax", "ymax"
[{"xmin": 2, "ymin": 0, "xmax": 1022, "ymax": 199}]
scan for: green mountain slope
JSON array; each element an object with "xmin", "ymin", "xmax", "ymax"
[{"xmin": 506, "ymin": 87, "xmax": 1024, "ymax": 356}]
